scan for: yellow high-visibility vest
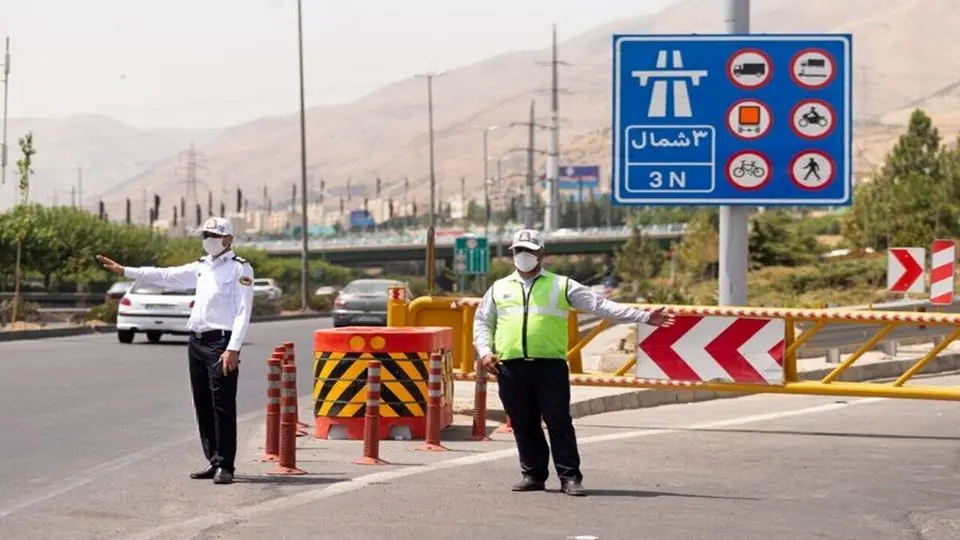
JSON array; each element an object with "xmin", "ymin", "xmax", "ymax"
[{"xmin": 492, "ymin": 271, "xmax": 571, "ymax": 361}]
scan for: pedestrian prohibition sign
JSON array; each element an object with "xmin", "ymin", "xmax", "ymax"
[{"xmin": 611, "ymin": 34, "xmax": 852, "ymax": 206}]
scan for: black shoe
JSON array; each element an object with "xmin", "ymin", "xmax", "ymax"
[
  {"xmin": 560, "ymin": 479, "xmax": 587, "ymax": 496},
  {"xmin": 213, "ymin": 468, "xmax": 234, "ymax": 485},
  {"xmin": 189, "ymin": 466, "xmax": 217, "ymax": 480},
  {"xmin": 511, "ymin": 476, "xmax": 546, "ymax": 492}
]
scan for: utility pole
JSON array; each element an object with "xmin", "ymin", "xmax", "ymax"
[
  {"xmin": 76, "ymin": 166, "xmax": 85, "ymax": 210},
  {"xmin": 1, "ymin": 37, "xmax": 9, "ymax": 191},
  {"xmin": 415, "ymin": 71, "xmax": 447, "ymax": 228},
  {"xmin": 719, "ymin": 0, "xmax": 751, "ymax": 307},
  {"xmin": 482, "ymin": 125, "xmax": 499, "ymax": 242},
  {"xmin": 536, "ymin": 25, "xmax": 569, "ymax": 232},
  {"xmin": 296, "ymin": 0, "xmax": 310, "ymax": 311},
  {"xmin": 508, "ymin": 101, "xmax": 549, "ymax": 229}
]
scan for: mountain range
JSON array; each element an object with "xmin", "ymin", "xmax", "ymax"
[{"xmin": 5, "ymin": 0, "xmax": 960, "ymax": 220}]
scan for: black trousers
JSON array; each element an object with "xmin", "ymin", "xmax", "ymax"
[
  {"xmin": 187, "ymin": 331, "xmax": 239, "ymax": 473},
  {"xmin": 497, "ymin": 359, "xmax": 582, "ymax": 483}
]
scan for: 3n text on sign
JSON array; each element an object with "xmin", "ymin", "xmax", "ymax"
[
  {"xmin": 887, "ymin": 247, "xmax": 925, "ymax": 293},
  {"xmin": 611, "ymin": 34, "xmax": 852, "ymax": 206}
]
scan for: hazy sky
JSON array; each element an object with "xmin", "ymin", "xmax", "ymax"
[{"xmin": 2, "ymin": 0, "xmax": 675, "ymax": 130}]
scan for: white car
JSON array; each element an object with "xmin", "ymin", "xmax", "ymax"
[
  {"xmin": 116, "ymin": 282, "xmax": 195, "ymax": 344},
  {"xmin": 253, "ymin": 278, "xmax": 283, "ymax": 300}
]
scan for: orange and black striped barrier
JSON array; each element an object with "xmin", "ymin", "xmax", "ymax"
[
  {"xmin": 268, "ymin": 358, "xmax": 306, "ymax": 475},
  {"xmin": 260, "ymin": 347, "xmax": 284, "ymax": 462},
  {"xmin": 312, "ymin": 326, "xmax": 454, "ymax": 441},
  {"xmin": 355, "ymin": 359, "xmax": 388, "ymax": 465},
  {"xmin": 417, "ymin": 352, "xmax": 447, "ymax": 452}
]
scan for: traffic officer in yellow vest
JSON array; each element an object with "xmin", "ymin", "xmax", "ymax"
[{"xmin": 472, "ymin": 229, "xmax": 675, "ymax": 496}]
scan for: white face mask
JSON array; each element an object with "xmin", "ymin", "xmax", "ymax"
[
  {"xmin": 513, "ymin": 251, "xmax": 539, "ymax": 272},
  {"xmin": 202, "ymin": 237, "xmax": 225, "ymax": 256}
]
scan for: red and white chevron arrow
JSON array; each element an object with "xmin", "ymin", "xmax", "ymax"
[
  {"xmin": 635, "ymin": 315, "xmax": 785, "ymax": 384},
  {"xmin": 887, "ymin": 247, "xmax": 925, "ymax": 293},
  {"xmin": 930, "ymin": 239, "xmax": 956, "ymax": 305}
]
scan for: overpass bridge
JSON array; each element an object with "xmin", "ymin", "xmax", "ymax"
[{"xmin": 237, "ymin": 224, "xmax": 687, "ymax": 266}]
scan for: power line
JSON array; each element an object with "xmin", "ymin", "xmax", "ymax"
[{"xmin": 175, "ymin": 143, "xmax": 207, "ymax": 235}]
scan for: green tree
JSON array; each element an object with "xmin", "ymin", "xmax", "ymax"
[
  {"xmin": 843, "ymin": 109, "xmax": 960, "ymax": 249},
  {"xmin": 674, "ymin": 209, "xmax": 718, "ymax": 282},
  {"xmin": 11, "ymin": 132, "xmax": 36, "ymax": 322},
  {"xmin": 748, "ymin": 210, "xmax": 818, "ymax": 269},
  {"xmin": 613, "ymin": 219, "xmax": 665, "ymax": 298}
]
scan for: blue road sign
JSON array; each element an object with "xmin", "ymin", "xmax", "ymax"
[
  {"xmin": 611, "ymin": 34, "xmax": 852, "ymax": 206},
  {"xmin": 539, "ymin": 165, "xmax": 601, "ymax": 190}
]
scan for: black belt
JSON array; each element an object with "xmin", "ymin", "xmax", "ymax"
[{"xmin": 192, "ymin": 329, "xmax": 232, "ymax": 339}]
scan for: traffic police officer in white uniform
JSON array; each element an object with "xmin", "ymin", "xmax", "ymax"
[
  {"xmin": 473, "ymin": 229, "xmax": 674, "ymax": 496},
  {"xmin": 97, "ymin": 217, "xmax": 254, "ymax": 485}
]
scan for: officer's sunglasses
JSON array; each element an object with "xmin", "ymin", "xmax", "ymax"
[
  {"xmin": 512, "ymin": 247, "xmax": 540, "ymax": 255},
  {"xmin": 201, "ymin": 232, "xmax": 225, "ymax": 239}
]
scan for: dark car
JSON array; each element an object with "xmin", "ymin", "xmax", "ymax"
[{"xmin": 332, "ymin": 279, "xmax": 411, "ymax": 327}]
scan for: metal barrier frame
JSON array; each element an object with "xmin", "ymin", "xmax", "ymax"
[{"xmin": 390, "ymin": 293, "xmax": 960, "ymax": 401}]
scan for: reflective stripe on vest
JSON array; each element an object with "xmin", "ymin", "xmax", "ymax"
[{"xmin": 492, "ymin": 271, "xmax": 571, "ymax": 361}]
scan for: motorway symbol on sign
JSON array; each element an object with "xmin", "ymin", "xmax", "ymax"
[
  {"xmin": 612, "ymin": 34, "xmax": 852, "ymax": 206},
  {"xmin": 791, "ymin": 99, "xmax": 835, "ymax": 140},
  {"xmin": 790, "ymin": 48, "xmax": 835, "ymax": 89},
  {"xmin": 727, "ymin": 48, "xmax": 772, "ymax": 89},
  {"xmin": 887, "ymin": 247, "xmax": 925, "ymax": 293},
  {"xmin": 454, "ymin": 236, "xmax": 489, "ymax": 276},
  {"xmin": 635, "ymin": 315, "xmax": 785, "ymax": 384},
  {"xmin": 726, "ymin": 98, "xmax": 772, "ymax": 139},
  {"xmin": 789, "ymin": 150, "xmax": 834, "ymax": 190},
  {"xmin": 726, "ymin": 151, "xmax": 771, "ymax": 190},
  {"xmin": 930, "ymin": 239, "xmax": 956, "ymax": 305}
]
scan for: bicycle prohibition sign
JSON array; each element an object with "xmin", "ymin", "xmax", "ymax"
[
  {"xmin": 726, "ymin": 151, "xmax": 771, "ymax": 191},
  {"xmin": 732, "ymin": 159, "xmax": 765, "ymax": 178}
]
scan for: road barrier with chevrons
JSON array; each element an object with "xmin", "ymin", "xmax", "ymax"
[
  {"xmin": 452, "ymin": 304, "xmax": 960, "ymax": 402},
  {"xmin": 313, "ymin": 326, "xmax": 454, "ymax": 440}
]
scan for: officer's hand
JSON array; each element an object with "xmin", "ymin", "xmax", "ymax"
[
  {"xmin": 646, "ymin": 307, "xmax": 676, "ymax": 327},
  {"xmin": 480, "ymin": 354, "xmax": 500, "ymax": 375},
  {"xmin": 95, "ymin": 255, "xmax": 124, "ymax": 274},
  {"xmin": 221, "ymin": 350, "xmax": 240, "ymax": 375}
]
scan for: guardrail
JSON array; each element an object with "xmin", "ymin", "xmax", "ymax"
[
  {"xmin": 237, "ymin": 223, "xmax": 689, "ymax": 251},
  {"xmin": 0, "ymin": 292, "xmax": 103, "ymax": 308}
]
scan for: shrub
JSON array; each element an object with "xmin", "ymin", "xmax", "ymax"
[
  {"xmin": 83, "ymin": 300, "xmax": 118, "ymax": 324},
  {"xmin": 0, "ymin": 300, "xmax": 42, "ymax": 324},
  {"xmin": 277, "ymin": 292, "xmax": 333, "ymax": 312},
  {"xmin": 252, "ymin": 296, "xmax": 281, "ymax": 317}
]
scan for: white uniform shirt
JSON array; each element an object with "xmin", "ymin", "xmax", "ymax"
[
  {"xmin": 472, "ymin": 268, "xmax": 651, "ymax": 359},
  {"xmin": 123, "ymin": 250, "xmax": 255, "ymax": 351}
]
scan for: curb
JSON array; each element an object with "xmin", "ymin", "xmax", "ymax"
[
  {"xmin": 456, "ymin": 353, "xmax": 960, "ymax": 422},
  {"xmin": 0, "ymin": 312, "xmax": 332, "ymax": 343},
  {"xmin": 0, "ymin": 325, "xmax": 119, "ymax": 342}
]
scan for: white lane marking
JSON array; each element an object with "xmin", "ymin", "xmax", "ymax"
[
  {"xmin": 0, "ymin": 406, "xmax": 272, "ymax": 520},
  {"xmin": 126, "ymin": 397, "xmax": 885, "ymax": 540}
]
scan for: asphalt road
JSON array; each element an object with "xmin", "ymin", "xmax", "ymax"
[
  {"xmin": 2, "ymin": 371, "xmax": 959, "ymax": 539},
  {"xmin": 221, "ymin": 376, "xmax": 960, "ymax": 540},
  {"xmin": 0, "ymin": 317, "xmax": 330, "ymax": 519}
]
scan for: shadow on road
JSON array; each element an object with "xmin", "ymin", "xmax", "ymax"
[
  {"xmin": 234, "ymin": 474, "xmax": 343, "ymax": 486},
  {"xmin": 574, "ymin": 488, "xmax": 760, "ymax": 501}
]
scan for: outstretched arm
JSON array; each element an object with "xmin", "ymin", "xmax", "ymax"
[
  {"xmin": 97, "ymin": 254, "xmax": 199, "ymax": 291},
  {"xmin": 565, "ymin": 278, "xmax": 676, "ymax": 326}
]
